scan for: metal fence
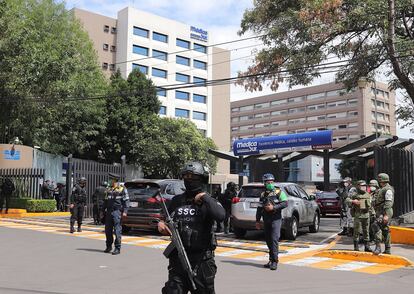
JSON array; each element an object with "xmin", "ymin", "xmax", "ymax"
[
  {"xmin": 374, "ymin": 146, "xmax": 414, "ymax": 217},
  {"xmin": 0, "ymin": 168, "xmax": 45, "ymax": 199}
]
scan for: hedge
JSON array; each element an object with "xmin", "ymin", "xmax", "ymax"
[
  {"xmin": 8, "ymin": 198, "xmax": 56, "ymax": 212},
  {"xmin": 26, "ymin": 200, "xmax": 56, "ymax": 212}
]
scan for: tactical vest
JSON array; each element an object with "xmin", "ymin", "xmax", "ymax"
[
  {"xmin": 72, "ymin": 185, "xmax": 87, "ymax": 204},
  {"xmin": 106, "ymin": 185, "xmax": 127, "ymax": 211}
]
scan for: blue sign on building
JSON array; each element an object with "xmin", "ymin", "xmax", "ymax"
[
  {"xmin": 3, "ymin": 150, "xmax": 21, "ymax": 160},
  {"xmin": 190, "ymin": 26, "xmax": 208, "ymax": 42},
  {"xmin": 233, "ymin": 130, "xmax": 333, "ymax": 156}
]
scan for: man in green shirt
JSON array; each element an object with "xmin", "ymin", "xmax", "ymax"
[{"xmin": 256, "ymin": 173, "xmax": 288, "ymax": 271}]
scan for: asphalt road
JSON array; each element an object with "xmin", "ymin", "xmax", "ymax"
[{"xmin": 1, "ymin": 223, "xmax": 413, "ymax": 294}]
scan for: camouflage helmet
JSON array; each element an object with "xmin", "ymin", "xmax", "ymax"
[
  {"xmin": 78, "ymin": 177, "xmax": 87, "ymax": 183},
  {"xmin": 377, "ymin": 173, "xmax": 390, "ymax": 183},
  {"xmin": 342, "ymin": 177, "xmax": 352, "ymax": 183},
  {"xmin": 369, "ymin": 179, "xmax": 379, "ymax": 187},
  {"xmin": 356, "ymin": 180, "xmax": 367, "ymax": 186}
]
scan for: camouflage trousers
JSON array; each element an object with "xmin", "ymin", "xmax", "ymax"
[
  {"xmin": 353, "ymin": 217, "xmax": 369, "ymax": 242},
  {"xmin": 372, "ymin": 221, "xmax": 391, "ymax": 249}
]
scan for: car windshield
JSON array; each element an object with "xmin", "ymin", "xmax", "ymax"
[
  {"xmin": 125, "ymin": 182, "xmax": 160, "ymax": 200},
  {"xmin": 317, "ymin": 192, "xmax": 338, "ymax": 199},
  {"xmin": 239, "ymin": 186, "xmax": 264, "ymax": 198}
]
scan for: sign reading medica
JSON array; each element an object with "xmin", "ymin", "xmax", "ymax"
[
  {"xmin": 233, "ymin": 130, "xmax": 333, "ymax": 156},
  {"xmin": 190, "ymin": 26, "xmax": 208, "ymax": 42}
]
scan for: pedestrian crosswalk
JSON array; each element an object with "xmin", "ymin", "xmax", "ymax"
[{"xmin": 0, "ymin": 218, "xmax": 405, "ymax": 275}]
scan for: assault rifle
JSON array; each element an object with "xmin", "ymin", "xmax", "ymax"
[{"xmin": 157, "ymin": 193, "xmax": 197, "ymax": 291}]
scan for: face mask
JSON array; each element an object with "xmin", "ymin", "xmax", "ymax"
[
  {"xmin": 370, "ymin": 186, "xmax": 376, "ymax": 192},
  {"xmin": 359, "ymin": 186, "xmax": 367, "ymax": 192},
  {"xmin": 184, "ymin": 179, "xmax": 203, "ymax": 194},
  {"xmin": 344, "ymin": 182, "xmax": 350, "ymax": 187},
  {"xmin": 265, "ymin": 183, "xmax": 275, "ymax": 191}
]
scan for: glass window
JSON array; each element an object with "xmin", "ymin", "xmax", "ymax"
[
  {"xmin": 176, "ymin": 91, "xmax": 190, "ymax": 100},
  {"xmin": 132, "ymin": 63, "xmax": 148, "ymax": 74},
  {"xmin": 175, "ymin": 108, "xmax": 189, "ymax": 118},
  {"xmin": 111, "ymin": 27, "xmax": 117, "ymax": 34},
  {"xmin": 348, "ymin": 122, "xmax": 358, "ymax": 128},
  {"xmin": 133, "ymin": 45, "xmax": 149, "ymax": 56},
  {"xmin": 240, "ymin": 125, "xmax": 254, "ymax": 131},
  {"xmin": 239, "ymin": 115, "xmax": 250, "ymax": 121},
  {"xmin": 271, "ymin": 120, "xmax": 287, "ymax": 126},
  {"xmin": 152, "ymin": 68, "xmax": 167, "ymax": 78},
  {"xmin": 337, "ymin": 101, "xmax": 347, "ymax": 107},
  {"xmin": 255, "ymin": 102, "xmax": 270, "ymax": 109},
  {"xmin": 193, "ymin": 94, "xmax": 206, "ymax": 103},
  {"xmin": 110, "ymin": 45, "xmax": 116, "ymax": 52},
  {"xmin": 271, "ymin": 109, "xmax": 288, "ymax": 116},
  {"xmin": 240, "ymin": 105, "xmax": 254, "ymax": 112},
  {"xmin": 176, "ymin": 55, "xmax": 190, "ymax": 66},
  {"xmin": 194, "ymin": 43, "xmax": 207, "ymax": 53},
  {"xmin": 102, "ymin": 62, "xmax": 108, "ymax": 70},
  {"xmin": 348, "ymin": 111, "xmax": 358, "ymax": 116},
  {"xmin": 159, "ymin": 106, "xmax": 166, "ymax": 115},
  {"xmin": 271, "ymin": 99, "xmax": 287, "ymax": 106},
  {"xmin": 231, "ymin": 107, "xmax": 239, "ymax": 112},
  {"xmin": 231, "ymin": 126, "xmax": 239, "ymax": 131},
  {"xmin": 194, "ymin": 60, "xmax": 207, "ymax": 70},
  {"xmin": 338, "ymin": 124, "xmax": 347, "ymax": 129},
  {"xmin": 153, "ymin": 49, "xmax": 168, "ymax": 61},
  {"xmin": 193, "ymin": 111, "xmax": 207, "ymax": 121},
  {"xmin": 133, "ymin": 26, "xmax": 149, "ymax": 38},
  {"xmin": 176, "ymin": 73, "xmax": 190, "ymax": 83},
  {"xmin": 255, "ymin": 123, "xmax": 269, "ymax": 128},
  {"xmin": 288, "ymin": 107, "xmax": 305, "ymax": 114},
  {"xmin": 231, "ymin": 117, "xmax": 239, "ymax": 122},
  {"xmin": 326, "ymin": 89, "xmax": 344, "ymax": 97},
  {"xmin": 288, "ymin": 96, "xmax": 305, "ymax": 103},
  {"xmin": 176, "ymin": 38, "xmax": 190, "ymax": 49},
  {"xmin": 103, "ymin": 43, "xmax": 109, "ymax": 51},
  {"xmin": 104, "ymin": 25, "xmax": 109, "ymax": 32},
  {"xmin": 254, "ymin": 112, "xmax": 270, "ymax": 119},
  {"xmin": 194, "ymin": 77, "xmax": 206, "ymax": 85},
  {"xmin": 157, "ymin": 88, "xmax": 167, "ymax": 97},
  {"xmin": 348, "ymin": 99, "xmax": 358, "ymax": 106},
  {"xmin": 153, "ymin": 31, "xmax": 168, "ymax": 43},
  {"xmin": 307, "ymin": 92, "xmax": 325, "ymax": 100}
]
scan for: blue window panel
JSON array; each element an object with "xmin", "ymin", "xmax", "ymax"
[
  {"xmin": 133, "ymin": 45, "xmax": 149, "ymax": 56},
  {"xmin": 193, "ymin": 94, "xmax": 206, "ymax": 104},
  {"xmin": 194, "ymin": 60, "xmax": 207, "ymax": 70},
  {"xmin": 153, "ymin": 32, "xmax": 168, "ymax": 43},
  {"xmin": 159, "ymin": 106, "xmax": 167, "ymax": 115},
  {"xmin": 176, "ymin": 73, "xmax": 190, "ymax": 83},
  {"xmin": 193, "ymin": 111, "xmax": 207, "ymax": 121},
  {"xmin": 153, "ymin": 49, "xmax": 168, "ymax": 61},
  {"xmin": 132, "ymin": 63, "xmax": 148, "ymax": 74},
  {"xmin": 176, "ymin": 55, "xmax": 190, "ymax": 66},
  {"xmin": 157, "ymin": 88, "xmax": 167, "ymax": 97},
  {"xmin": 176, "ymin": 91, "xmax": 190, "ymax": 100},
  {"xmin": 152, "ymin": 68, "xmax": 167, "ymax": 78},
  {"xmin": 176, "ymin": 38, "xmax": 190, "ymax": 49},
  {"xmin": 175, "ymin": 108, "xmax": 190, "ymax": 118},
  {"xmin": 194, "ymin": 77, "xmax": 206, "ymax": 85},
  {"xmin": 194, "ymin": 43, "xmax": 207, "ymax": 53},
  {"xmin": 133, "ymin": 26, "xmax": 149, "ymax": 38}
]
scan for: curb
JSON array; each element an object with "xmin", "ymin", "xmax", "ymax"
[
  {"xmin": 315, "ymin": 250, "xmax": 413, "ymax": 266},
  {"xmin": 390, "ymin": 226, "xmax": 414, "ymax": 246},
  {"xmin": 0, "ymin": 210, "xmax": 70, "ymax": 218}
]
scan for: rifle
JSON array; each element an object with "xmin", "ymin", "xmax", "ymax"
[{"xmin": 157, "ymin": 193, "xmax": 197, "ymax": 291}]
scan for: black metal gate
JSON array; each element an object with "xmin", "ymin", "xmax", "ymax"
[
  {"xmin": 374, "ymin": 146, "xmax": 414, "ymax": 217},
  {"xmin": 68, "ymin": 157, "xmax": 125, "ymax": 218},
  {"xmin": 0, "ymin": 168, "xmax": 45, "ymax": 199}
]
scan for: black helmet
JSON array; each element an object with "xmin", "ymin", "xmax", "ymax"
[
  {"xmin": 181, "ymin": 161, "xmax": 208, "ymax": 177},
  {"xmin": 227, "ymin": 182, "xmax": 236, "ymax": 189},
  {"xmin": 262, "ymin": 173, "xmax": 275, "ymax": 182}
]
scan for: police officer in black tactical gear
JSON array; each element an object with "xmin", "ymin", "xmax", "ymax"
[
  {"xmin": 70, "ymin": 177, "xmax": 87, "ymax": 233},
  {"xmin": 158, "ymin": 161, "xmax": 225, "ymax": 294},
  {"xmin": 219, "ymin": 182, "xmax": 237, "ymax": 234},
  {"xmin": 93, "ymin": 181, "xmax": 108, "ymax": 225},
  {"xmin": 104, "ymin": 173, "xmax": 129, "ymax": 255}
]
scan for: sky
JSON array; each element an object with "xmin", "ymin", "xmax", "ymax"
[{"xmin": 64, "ymin": 0, "xmax": 413, "ymax": 138}]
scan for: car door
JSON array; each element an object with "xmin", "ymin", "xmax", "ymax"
[
  {"xmin": 296, "ymin": 185, "xmax": 314, "ymax": 223},
  {"xmin": 284, "ymin": 184, "xmax": 306, "ymax": 225}
]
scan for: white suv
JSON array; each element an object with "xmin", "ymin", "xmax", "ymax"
[{"xmin": 231, "ymin": 182, "xmax": 320, "ymax": 240}]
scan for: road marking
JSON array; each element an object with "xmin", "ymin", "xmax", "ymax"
[
  {"xmin": 284, "ymin": 257, "xmax": 331, "ymax": 266},
  {"xmin": 320, "ymin": 231, "xmax": 342, "ymax": 244},
  {"xmin": 331, "ymin": 261, "xmax": 377, "ymax": 271}
]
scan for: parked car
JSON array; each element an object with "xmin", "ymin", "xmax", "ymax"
[
  {"xmin": 122, "ymin": 179, "xmax": 185, "ymax": 233},
  {"xmin": 315, "ymin": 191, "xmax": 341, "ymax": 216},
  {"xmin": 231, "ymin": 182, "xmax": 320, "ymax": 240}
]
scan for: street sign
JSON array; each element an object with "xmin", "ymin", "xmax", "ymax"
[{"xmin": 233, "ymin": 130, "xmax": 333, "ymax": 156}]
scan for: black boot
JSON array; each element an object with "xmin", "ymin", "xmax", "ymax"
[
  {"xmin": 338, "ymin": 228, "xmax": 348, "ymax": 236},
  {"xmin": 264, "ymin": 261, "xmax": 271, "ymax": 268},
  {"xmin": 364, "ymin": 241, "xmax": 372, "ymax": 252},
  {"xmin": 112, "ymin": 248, "xmax": 120, "ymax": 255},
  {"xmin": 77, "ymin": 225, "xmax": 82, "ymax": 232},
  {"xmin": 383, "ymin": 247, "xmax": 391, "ymax": 254},
  {"xmin": 70, "ymin": 222, "xmax": 75, "ymax": 233},
  {"xmin": 270, "ymin": 261, "xmax": 278, "ymax": 271},
  {"xmin": 104, "ymin": 247, "xmax": 112, "ymax": 253},
  {"xmin": 373, "ymin": 243, "xmax": 381, "ymax": 255},
  {"xmin": 353, "ymin": 240, "xmax": 360, "ymax": 251}
]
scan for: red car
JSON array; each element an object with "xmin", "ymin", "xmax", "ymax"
[{"xmin": 316, "ymin": 191, "xmax": 341, "ymax": 216}]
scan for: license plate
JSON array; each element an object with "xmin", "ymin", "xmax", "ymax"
[
  {"xmin": 130, "ymin": 202, "xmax": 139, "ymax": 208},
  {"xmin": 250, "ymin": 202, "xmax": 260, "ymax": 208},
  {"xmin": 326, "ymin": 203, "xmax": 334, "ymax": 206}
]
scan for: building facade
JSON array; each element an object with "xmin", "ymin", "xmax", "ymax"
[
  {"xmin": 231, "ymin": 81, "xmax": 396, "ymax": 148},
  {"xmin": 73, "ymin": 7, "xmax": 230, "ymax": 175}
]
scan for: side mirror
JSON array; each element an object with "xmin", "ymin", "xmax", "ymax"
[{"xmin": 309, "ymin": 194, "xmax": 316, "ymax": 201}]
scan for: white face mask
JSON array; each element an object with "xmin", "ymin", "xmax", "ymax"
[
  {"xmin": 344, "ymin": 182, "xmax": 350, "ymax": 187},
  {"xmin": 370, "ymin": 186, "xmax": 377, "ymax": 192}
]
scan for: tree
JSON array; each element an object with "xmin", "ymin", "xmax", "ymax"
[
  {"xmin": 132, "ymin": 116, "xmax": 218, "ymax": 178},
  {"xmin": 0, "ymin": 0, "xmax": 107, "ymax": 156},
  {"xmin": 238, "ymin": 0, "xmax": 414, "ymax": 103},
  {"xmin": 99, "ymin": 69, "xmax": 160, "ymax": 163}
]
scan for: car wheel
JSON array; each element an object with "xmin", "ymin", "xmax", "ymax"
[
  {"xmin": 285, "ymin": 216, "xmax": 298, "ymax": 240},
  {"xmin": 122, "ymin": 225, "xmax": 131, "ymax": 234},
  {"xmin": 309, "ymin": 213, "xmax": 320, "ymax": 233},
  {"xmin": 233, "ymin": 227, "xmax": 247, "ymax": 238},
  {"xmin": 321, "ymin": 213, "xmax": 326, "ymax": 217}
]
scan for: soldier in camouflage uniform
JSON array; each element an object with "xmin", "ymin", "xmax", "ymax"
[
  {"xmin": 372, "ymin": 173, "xmax": 394, "ymax": 255},
  {"xmin": 346, "ymin": 180, "xmax": 372, "ymax": 252},
  {"xmin": 336, "ymin": 177, "xmax": 356, "ymax": 236},
  {"xmin": 368, "ymin": 180, "xmax": 379, "ymax": 241}
]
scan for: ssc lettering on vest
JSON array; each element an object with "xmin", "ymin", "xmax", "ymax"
[{"xmin": 177, "ymin": 208, "xmax": 196, "ymax": 216}]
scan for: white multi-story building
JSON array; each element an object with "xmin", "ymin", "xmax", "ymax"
[{"xmin": 74, "ymin": 7, "xmax": 231, "ymax": 176}]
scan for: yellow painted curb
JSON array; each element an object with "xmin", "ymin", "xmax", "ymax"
[
  {"xmin": 0, "ymin": 211, "xmax": 70, "ymax": 218},
  {"xmin": 315, "ymin": 250, "xmax": 413, "ymax": 266},
  {"xmin": 390, "ymin": 226, "xmax": 414, "ymax": 245}
]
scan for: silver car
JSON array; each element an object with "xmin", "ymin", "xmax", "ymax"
[{"xmin": 231, "ymin": 182, "xmax": 320, "ymax": 240}]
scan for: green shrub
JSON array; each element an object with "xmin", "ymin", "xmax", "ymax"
[
  {"xmin": 8, "ymin": 198, "xmax": 30, "ymax": 209},
  {"xmin": 26, "ymin": 200, "xmax": 56, "ymax": 212}
]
